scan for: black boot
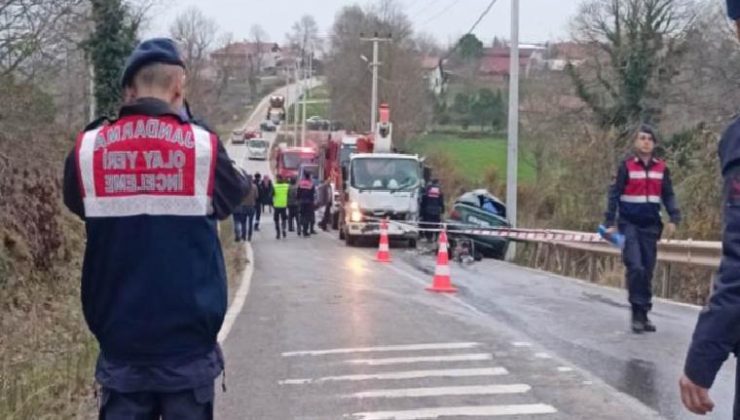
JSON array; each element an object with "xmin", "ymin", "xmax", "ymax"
[
  {"xmin": 643, "ymin": 313, "xmax": 657, "ymax": 333},
  {"xmin": 631, "ymin": 309, "xmax": 646, "ymax": 334}
]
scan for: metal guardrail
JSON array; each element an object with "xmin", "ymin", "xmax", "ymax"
[{"xmin": 546, "ymin": 230, "xmax": 721, "ymax": 268}]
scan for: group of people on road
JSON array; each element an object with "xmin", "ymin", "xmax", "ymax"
[{"xmin": 234, "ymin": 171, "xmax": 326, "ymax": 240}]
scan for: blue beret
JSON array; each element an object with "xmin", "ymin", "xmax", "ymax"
[
  {"xmin": 729, "ymin": 0, "xmax": 740, "ymax": 19},
  {"xmin": 121, "ymin": 38, "xmax": 186, "ymax": 87}
]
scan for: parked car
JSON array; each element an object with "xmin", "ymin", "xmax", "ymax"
[
  {"xmin": 247, "ymin": 138, "xmax": 269, "ymax": 160},
  {"xmin": 230, "ymin": 129, "xmax": 246, "ymax": 144},
  {"xmin": 445, "ymin": 189, "xmax": 511, "ymax": 260},
  {"xmin": 260, "ymin": 120, "xmax": 276, "ymax": 132}
]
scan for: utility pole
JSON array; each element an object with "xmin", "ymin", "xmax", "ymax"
[
  {"xmin": 506, "ymin": 0, "xmax": 520, "ymax": 259},
  {"xmin": 293, "ymin": 62, "xmax": 300, "ymax": 146},
  {"xmin": 301, "ymin": 49, "xmax": 312, "ymax": 147},
  {"xmin": 360, "ymin": 33, "xmax": 391, "ymax": 132}
]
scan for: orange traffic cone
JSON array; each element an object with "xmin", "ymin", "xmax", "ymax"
[
  {"xmin": 426, "ymin": 230, "xmax": 457, "ymax": 293},
  {"xmin": 376, "ymin": 218, "xmax": 392, "ymax": 263}
]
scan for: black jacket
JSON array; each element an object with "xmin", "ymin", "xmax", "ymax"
[{"xmin": 63, "ymin": 98, "xmax": 249, "ymax": 366}]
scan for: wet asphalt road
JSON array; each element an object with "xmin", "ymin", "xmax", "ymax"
[
  {"xmin": 400, "ymin": 249, "xmax": 737, "ymax": 420},
  {"xmin": 215, "ymin": 233, "xmax": 664, "ymax": 420}
]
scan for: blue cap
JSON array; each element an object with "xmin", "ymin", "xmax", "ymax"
[
  {"xmin": 121, "ymin": 38, "xmax": 186, "ymax": 87},
  {"xmin": 729, "ymin": 0, "xmax": 740, "ymax": 19}
]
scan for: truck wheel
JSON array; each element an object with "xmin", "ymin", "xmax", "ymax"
[
  {"xmin": 408, "ymin": 239, "xmax": 417, "ymax": 249},
  {"xmin": 345, "ymin": 233, "xmax": 357, "ymax": 246},
  {"xmin": 339, "ymin": 227, "xmax": 345, "ymax": 240}
]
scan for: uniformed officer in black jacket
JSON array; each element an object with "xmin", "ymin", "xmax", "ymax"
[{"xmin": 680, "ymin": 2, "xmax": 740, "ymax": 415}]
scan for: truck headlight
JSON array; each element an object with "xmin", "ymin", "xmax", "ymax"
[
  {"xmin": 350, "ymin": 201, "xmax": 359, "ymax": 210},
  {"xmin": 350, "ymin": 210, "xmax": 363, "ymax": 222}
]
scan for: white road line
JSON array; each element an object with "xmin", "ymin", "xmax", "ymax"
[
  {"xmin": 343, "ymin": 384, "xmax": 531, "ymax": 399},
  {"xmin": 281, "ymin": 342, "xmax": 480, "ymax": 357},
  {"xmin": 343, "ymin": 353, "xmax": 492, "ymax": 366},
  {"xmin": 347, "ymin": 404, "xmax": 557, "ymax": 419},
  {"xmin": 217, "ymin": 243, "xmax": 254, "ymax": 343},
  {"xmin": 557, "ymin": 366, "xmax": 574, "ymax": 372},
  {"xmin": 279, "ymin": 367, "xmax": 509, "ymax": 385},
  {"xmin": 512, "ymin": 341, "xmax": 532, "ymax": 347},
  {"xmin": 535, "ymin": 352, "xmax": 552, "ymax": 359}
]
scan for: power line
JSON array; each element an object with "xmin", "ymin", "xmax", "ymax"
[
  {"xmin": 444, "ymin": 0, "xmax": 500, "ymax": 59},
  {"xmin": 421, "ymin": 0, "xmax": 462, "ymax": 25},
  {"xmin": 410, "ymin": 0, "xmax": 444, "ymax": 19},
  {"xmin": 464, "ymin": 0, "xmax": 500, "ymax": 35}
]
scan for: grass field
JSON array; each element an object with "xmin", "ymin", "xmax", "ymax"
[{"xmin": 408, "ymin": 133, "xmax": 535, "ymax": 184}]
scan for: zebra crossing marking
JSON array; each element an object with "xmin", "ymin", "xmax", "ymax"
[
  {"xmin": 346, "ymin": 404, "xmax": 558, "ymax": 419},
  {"xmin": 342, "ymin": 384, "xmax": 531, "ymax": 399},
  {"xmin": 281, "ymin": 342, "xmax": 480, "ymax": 357},
  {"xmin": 342, "ymin": 353, "xmax": 492, "ymax": 366},
  {"xmin": 280, "ymin": 367, "xmax": 509, "ymax": 385}
]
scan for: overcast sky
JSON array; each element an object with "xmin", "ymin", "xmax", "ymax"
[{"xmin": 143, "ymin": 0, "xmax": 581, "ymax": 48}]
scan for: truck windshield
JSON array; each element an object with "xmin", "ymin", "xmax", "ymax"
[
  {"xmin": 351, "ymin": 158, "xmax": 420, "ymax": 191},
  {"xmin": 250, "ymin": 140, "xmax": 267, "ymax": 148},
  {"xmin": 282, "ymin": 153, "xmax": 314, "ymax": 169}
]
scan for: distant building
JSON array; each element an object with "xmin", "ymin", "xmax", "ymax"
[
  {"xmin": 478, "ymin": 44, "xmax": 546, "ymax": 81},
  {"xmin": 543, "ymin": 42, "xmax": 589, "ymax": 72},
  {"xmin": 420, "ymin": 56, "xmax": 448, "ymax": 96},
  {"xmin": 211, "ymin": 41, "xmax": 282, "ymax": 75}
]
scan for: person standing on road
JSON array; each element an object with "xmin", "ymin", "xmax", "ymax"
[
  {"xmin": 240, "ymin": 171, "xmax": 258, "ymax": 242},
  {"xmin": 272, "ymin": 175, "xmax": 289, "ymax": 239},
  {"xmin": 421, "ymin": 179, "xmax": 445, "ymax": 243},
  {"xmin": 287, "ymin": 177, "xmax": 300, "ymax": 235},
  {"xmin": 260, "ymin": 175, "xmax": 274, "ymax": 215},
  {"xmin": 317, "ymin": 178, "xmax": 333, "ymax": 231},
  {"xmin": 603, "ymin": 124, "xmax": 681, "ymax": 334},
  {"xmin": 253, "ymin": 172, "xmax": 262, "ymax": 231},
  {"xmin": 62, "ymin": 38, "xmax": 249, "ymax": 419},
  {"xmin": 297, "ymin": 172, "xmax": 316, "ymax": 237},
  {"xmin": 680, "ymin": 3, "xmax": 740, "ymax": 414}
]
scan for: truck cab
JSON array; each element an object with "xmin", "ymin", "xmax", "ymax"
[
  {"xmin": 275, "ymin": 147, "xmax": 318, "ymax": 181},
  {"xmin": 339, "ymin": 153, "xmax": 422, "ymax": 246}
]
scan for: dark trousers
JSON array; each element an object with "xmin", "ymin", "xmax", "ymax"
[
  {"xmin": 233, "ymin": 212, "xmax": 247, "ymax": 241},
  {"xmin": 274, "ymin": 207, "xmax": 287, "ymax": 235},
  {"xmin": 288, "ymin": 205, "xmax": 299, "ymax": 232},
  {"xmin": 424, "ymin": 214, "xmax": 441, "ymax": 241},
  {"xmin": 319, "ymin": 202, "xmax": 332, "ymax": 230},
  {"xmin": 300, "ymin": 204, "xmax": 313, "ymax": 236},
  {"xmin": 620, "ymin": 221, "xmax": 661, "ymax": 313},
  {"xmin": 254, "ymin": 204, "xmax": 261, "ymax": 230},
  {"xmin": 99, "ymin": 386, "xmax": 213, "ymax": 420},
  {"xmin": 244, "ymin": 207, "xmax": 255, "ymax": 241}
]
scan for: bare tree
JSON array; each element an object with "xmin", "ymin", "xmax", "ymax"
[
  {"xmin": 287, "ymin": 14, "xmax": 321, "ymax": 64},
  {"xmin": 170, "ymin": 6, "xmax": 217, "ymax": 90},
  {"xmin": 325, "ymin": 2, "xmax": 427, "ymax": 142},
  {"xmin": 568, "ymin": 0, "xmax": 696, "ymax": 144}
]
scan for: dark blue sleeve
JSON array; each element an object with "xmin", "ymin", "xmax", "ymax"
[
  {"xmin": 684, "ymin": 157, "xmax": 740, "ymax": 388},
  {"xmin": 728, "ymin": 0, "xmax": 740, "ymax": 19},
  {"xmin": 63, "ymin": 149, "xmax": 84, "ymax": 219},
  {"xmin": 213, "ymin": 141, "xmax": 249, "ymax": 220},
  {"xmin": 604, "ymin": 163, "xmax": 626, "ymax": 226},
  {"xmin": 661, "ymin": 167, "xmax": 682, "ymax": 225}
]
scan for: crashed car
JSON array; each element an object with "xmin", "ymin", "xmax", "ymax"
[{"xmin": 445, "ymin": 189, "xmax": 511, "ymax": 260}]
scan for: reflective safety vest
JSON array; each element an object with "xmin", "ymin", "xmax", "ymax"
[
  {"xmin": 273, "ymin": 182, "xmax": 289, "ymax": 208},
  {"xmin": 620, "ymin": 158, "xmax": 666, "ymax": 205},
  {"xmin": 426, "ymin": 186, "xmax": 441, "ymax": 198},
  {"xmin": 75, "ymin": 115, "xmax": 217, "ymax": 217}
]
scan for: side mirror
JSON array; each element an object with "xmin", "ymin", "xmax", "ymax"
[
  {"xmin": 423, "ymin": 166, "xmax": 432, "ymax": 183},
  {"xmin": 341, "ymin": 165, "xmax": 348, "ymax": 189}
]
